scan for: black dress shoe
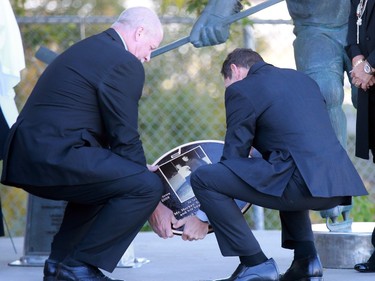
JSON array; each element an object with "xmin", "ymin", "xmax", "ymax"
[
  {"xmin": 56, "ymin": 263, "xmax": 124, "ymax": 281},
  {"xmin": 280, "ymin": 254, "xmax": 323, "ymax": 281},
  {"xmin": 44, "ymin": 259, "xmax": 59, "ymax": 281},
  {"xmin": 354, "ymin": 261, "xmax": 375, "ymax": 272},
  {"xmin": 213, "ymin": 258, "xmax": 280, "ymax": 281}
]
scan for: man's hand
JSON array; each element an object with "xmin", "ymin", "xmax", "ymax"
[
  {"xmin": 147, "ymin": 164, "xmax": 158, "ymax": 172},
  {"xmin": 173, "ymin": 216, "xmax": 209, "ymax": 241},
  {"xmin": 149, "ymin": 202, "xmax": 177, "ymax": 239},
  {"xmin": 190, "ymin": 0, "xmax": 243, "ymax": 48},
  {"xmin": 350, "ymin": 55, "xmax": 375, "ymax": 91}
]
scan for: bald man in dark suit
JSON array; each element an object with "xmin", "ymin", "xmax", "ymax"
[{"xmin": 1, "ymin": 7, "xmax": 164, "ymax": 281}]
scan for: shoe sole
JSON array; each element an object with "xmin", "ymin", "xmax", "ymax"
[
  {"xmin": 355, "ymin": 269, "xmax": 375, "ymax": 273},
  {"xmin": 296, "ymin": 277, "xmax": 324, "ymax": 281},
  {"xmin": 43, "ymin": 277, "xmax": 56, "ymax": 281}
]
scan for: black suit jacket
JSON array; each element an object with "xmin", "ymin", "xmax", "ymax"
[
  {"xmin": 220, "ymin": 62, "xmax": 367, "ymax": 198},
  {"xmin": 346, "ymin": 0, "xmax": 375, "ymax": 160},
  {"xmin": 1, "ymin": 28, "xmax": 148, "ymax": 187}
]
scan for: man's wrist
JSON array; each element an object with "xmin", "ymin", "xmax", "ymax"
[
  {"xmin": 364, "ymin": 60, "xmax": 375, "ymax": 75},
  {"xmin": 353, "ymin": 59, "xmax": 364, "ymax": 69},
  {"xmin": 195, "ymin": 210, "xmax": 209, "ymax": 223}
]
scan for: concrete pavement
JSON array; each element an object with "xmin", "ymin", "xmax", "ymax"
[{"xmin": 0, "ymin": 230, "xmax": 374, "ymax": 281}]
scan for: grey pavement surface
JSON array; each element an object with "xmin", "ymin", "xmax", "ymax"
[{"xmin": 1, "ymin": 230, "xmax": 374, "ymax": 281}]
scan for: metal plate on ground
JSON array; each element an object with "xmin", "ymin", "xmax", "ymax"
[{"xmin": 152, "ymin": 140, "xmax": 250, "ymax": 235}]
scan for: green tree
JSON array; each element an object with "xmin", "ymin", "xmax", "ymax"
[
  {"xmin": 160, "ymin": 0, "xmax": 208, "ymax": 14},
  {"xmin": 11, "ymin": 0, "xmax": 123, "ymax": 16}
]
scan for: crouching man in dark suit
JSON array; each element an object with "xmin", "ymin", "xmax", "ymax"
[
  {"xmin": 190, "ymin": 48, "xmax": 368, "ymax": 281},
  {"xmin": 1, "ymin": 7, "xmax": 164, "ymax": 281}
]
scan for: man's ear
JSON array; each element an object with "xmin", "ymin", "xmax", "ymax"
[
  {"xmin": 230, "ymin": 64, "xmax": 239, "ymax": 78},
  {"xmin": 134, "ymin": 26, "xmax": 144, "ymax": 41}
]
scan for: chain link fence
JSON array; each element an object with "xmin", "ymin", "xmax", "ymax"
[{"xmin": 1, "ymin": 11, "xmax": 374, "ymax": 237}]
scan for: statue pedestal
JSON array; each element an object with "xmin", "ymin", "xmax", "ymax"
[{"xmin": 313, "ymin": 222, "xmax": 375, "ymax": 269}]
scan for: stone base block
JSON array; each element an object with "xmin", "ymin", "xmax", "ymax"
[{"xmin": 313, "ymin": 222, "xmax": 375, "ymax": 269}]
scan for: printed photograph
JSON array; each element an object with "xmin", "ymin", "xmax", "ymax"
[{"xmin": 158, "ymin": 146, "xmax": 211, "ymax": 203}]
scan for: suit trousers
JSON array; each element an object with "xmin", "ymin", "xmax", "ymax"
[
  {"xmin": 369, "ymin": 93, "xmax": 375, "ymax": 152},
  {"xmin": 191, "ymin": 163, "xmax": 345, "ymax": 256},
  {"xmin": 23, "ymin": 169, "xmax": 164, "ymax": 272}
]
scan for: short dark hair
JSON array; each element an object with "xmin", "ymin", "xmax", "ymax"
[{"xmin": 221, "ymin": 48, "xmax": 264, "ymax": 79}]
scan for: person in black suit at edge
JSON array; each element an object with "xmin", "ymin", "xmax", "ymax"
[
  {"xmin": 346, "ymin": 0, "xmax": 375, "ymax": 273},
  {"xmin": 1, "ymin": 7, "xmax": 164, "ymax": 281},
  {"xmin": 187, "ymin": 48, "xmax": 368, "ymax": 281}
]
